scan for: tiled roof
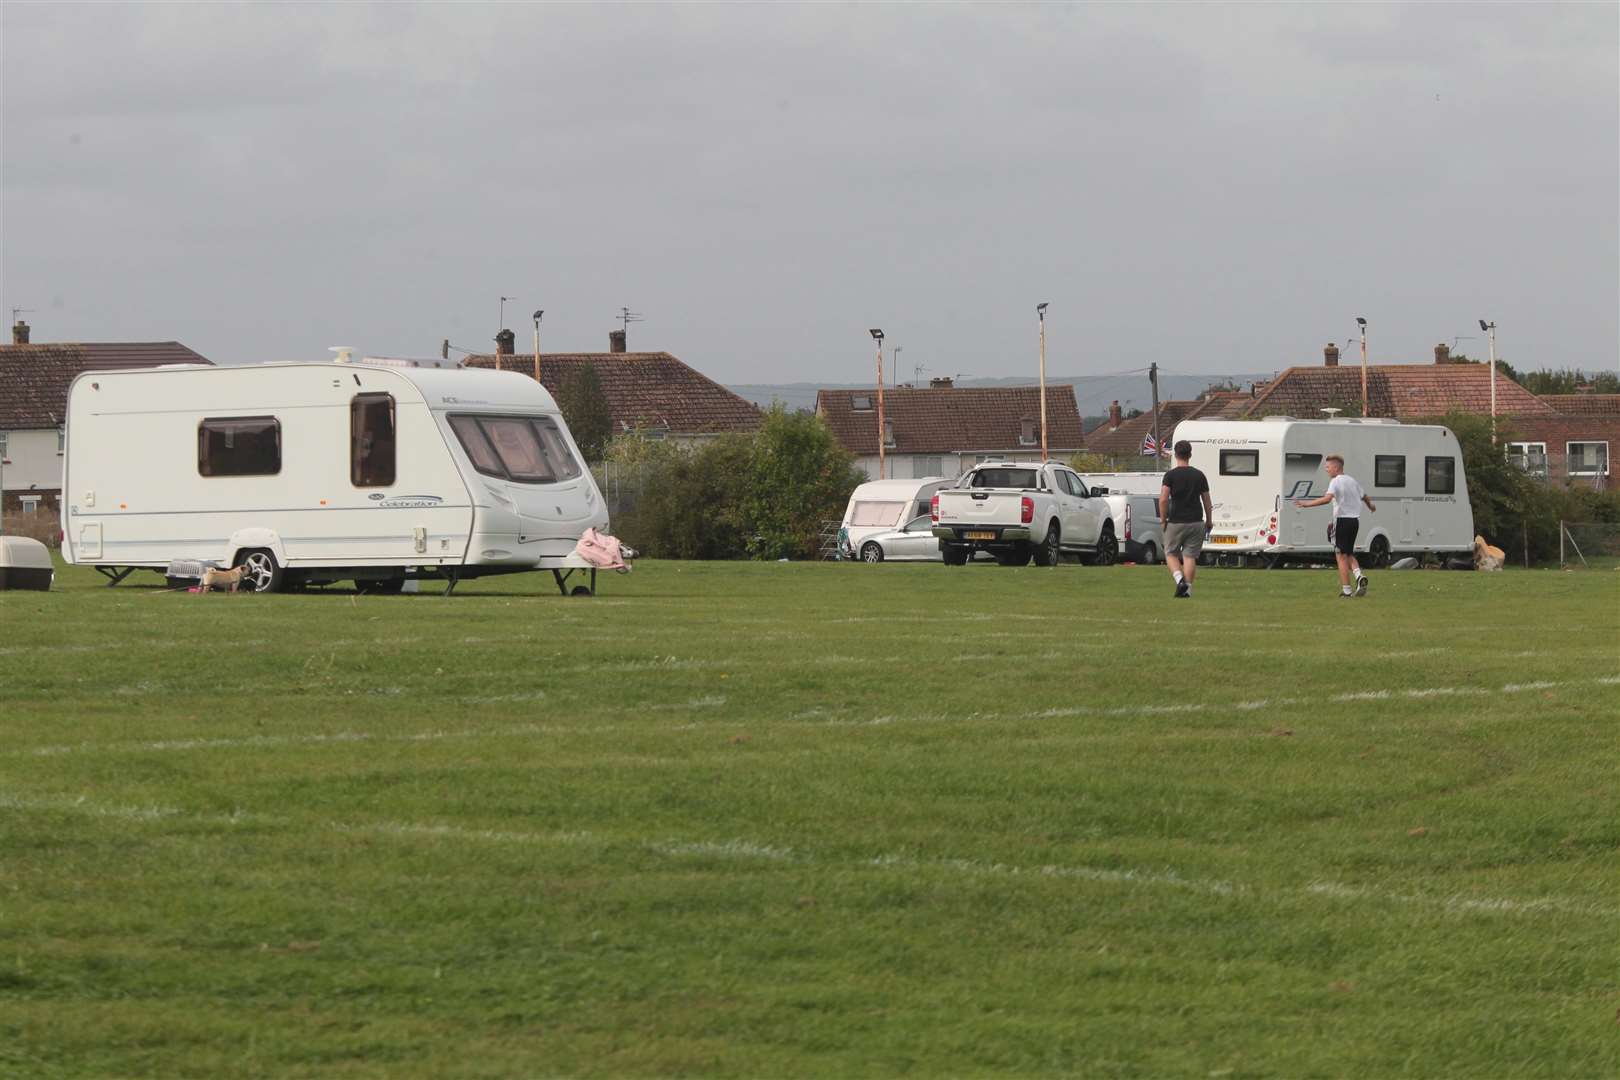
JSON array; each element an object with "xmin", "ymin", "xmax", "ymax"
[
  {"xmin": 816, "ymin": 385, "xmax": 1085, "ymax": 455},
  {"xmin": 1245, "ymin": 363, "xmax": 1557, "ymax": 420},
  {"xmin": 0, "ymin": 341, "xmax": 213, "ymax": 428},
  {"xmin": 462, "ymin": 352, "xmax": 761, "ymax": 435},
  {"xmin": 1185, "ymin": 390, "xmax": 1254, "ymax": 419},
  {"xmin": 1084, "ymin": 400, "xmax": 1201, "ymax": 458},
  {"xmin": 1540, "ymin": 394, "xmax": 1620, "ymax": 416}
]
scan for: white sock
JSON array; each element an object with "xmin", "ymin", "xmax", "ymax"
[
  {"xmin": 1342, "ymin": 586, "xmax": 1353, "ymax": 595},
  {"xmin": 1173, "ymin": 571, "xmax": 1184, "ymax": 584},
  {"xmin": 1353, "ymin": 568, "xmax": 1364, "ymax": 580}
]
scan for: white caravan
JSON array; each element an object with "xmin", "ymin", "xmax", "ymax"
[
  {"xmin": 60, "ymin": 357, "xmax": 609, "ymax": 593},
  {"xmin": 838, "ymin": 477, "xmax": 952, "ymax": 561},
  {"xmin": 1170, "ymin": 417, "xmax": 1474, "ymax": 566}
]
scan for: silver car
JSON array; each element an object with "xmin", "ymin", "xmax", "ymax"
[{"xmin": 855, "ymin": 514, "xmax": 942, "ymax": 562}]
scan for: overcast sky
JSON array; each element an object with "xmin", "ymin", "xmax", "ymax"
[{"xmin": 3, "ymin": 2, "xmax": 1615, "ymax": 385}]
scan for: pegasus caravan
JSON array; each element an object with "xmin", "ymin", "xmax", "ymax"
[
  {"xmin": 60, "ymin": 354, "xmax": 608, "ymax": 592},
  {"xmin": 1170, "ymin": 417, "xmax": 1474, "ymax": 566},
  {"xmin": 837, "ymin": 477, "xmax": 953, "ymax": 560}
]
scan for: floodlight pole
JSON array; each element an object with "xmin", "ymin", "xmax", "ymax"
[
  {"xmin": 533, "ymin": 310, "xmax": 544, "ymax": 384},
  {"xmin": 1482, "ymin": 319, "xmax": 1498, "ymax": 445},
  {"xmin": 1149, "ymin": 362, "xmax": 1161, "ymax": 460},
  {"xmin": 1037, "ymin": 302, "xmax": 1050, "ymax": 462},
  {"xmin": 1356, "ymin": 317, "xmax": 1368, "ymax": 417},
  {"xmin": 870, "ymin": 329, "xmax": 886, "ymax": 480}
]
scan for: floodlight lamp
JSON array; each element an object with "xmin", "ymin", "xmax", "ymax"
[
  {"xmin": 869, "ymin": 328, "xmax": 884, "ymax": 342},
  {"xmin": 534, "ymin": 310, "xmax": 544, "ymax": 322},
  {"xmin": 1036, "ymin": 302, "xmax": 1049, "ymax": 315},
  {"xmin": 1355, "ymin": 317, "xmax": 1366, "ymax": 327},
  {"xmin": 1478, "ymin": 319, "xmax": 1489, "ymax": 332}
]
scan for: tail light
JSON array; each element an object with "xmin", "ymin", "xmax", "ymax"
[
  {"xmin": 1020, "ymin": 496, "xmax": 1034, "ymax": 524},
  {"xmin": 1123, "ymin": 504, "xmax": 1133, "ymax": 541},
  {"xmin": 930, "ymin": 493, "xmax": 940, "ymax": 525}
]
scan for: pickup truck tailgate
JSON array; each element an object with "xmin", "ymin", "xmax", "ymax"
[{"xmin": 936, "ymin": 490, "xmax": 1024, "ymax": 525}]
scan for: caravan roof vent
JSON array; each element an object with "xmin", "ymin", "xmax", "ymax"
[{"xmin": 329, "ymin": 346, "xmax": 358, "ymax": 364}]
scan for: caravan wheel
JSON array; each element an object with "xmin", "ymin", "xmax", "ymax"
[
  {"xmin": 1368, "ymin": 535, "xmax": 1391, "ymax": 568},
  {"xmin": 239, "ymin": 549, "xmax": 283, "ymax": 593}
]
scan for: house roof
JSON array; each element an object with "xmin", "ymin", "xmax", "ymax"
[
  {"xmin": 461, "ymin": 352, "xmax": 761, "ymax": 435},
  {"xmin": 1539, "ymin": 394, "xmax": 1620, "ymax": 416},
  {"xmin": 1245, "ymin": 363, "xmax": 1557, "ymax": 420},
  {"xmin": 816, "ymin": 385, "xmax": 1086, "ymax": 455},
  {"xmin": 0, "ymin": 341, "xmax": 213, "ymax": 429},
  {"xmin": 1084, "ymin": 400, "xmax": 1203, "ymax": 458}
]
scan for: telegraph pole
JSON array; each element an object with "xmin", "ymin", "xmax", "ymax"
[
  {"xmin": 1037, "ymin": 303, "xmax": 1049, "ymax": 462},
  {"xmin": 532, "ymin": 310, "xmax": 544, "ymax": 384},
  {"xmin": 1356, "ymin": 316, "xmax": 1368, "ymax": 416},
  {"xmin": 1481, "ymin": 319, "xmax": 1499, "ymax": 445}
]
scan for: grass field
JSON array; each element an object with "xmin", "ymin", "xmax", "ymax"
[{"xmin": 2, "ymin": 557, "xmax": 1617, "ymax": 1078}]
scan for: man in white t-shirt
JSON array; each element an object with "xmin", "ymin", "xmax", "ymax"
[{"xmin": 1293, "ymin": 453, "xmax": 1377, "ymax": 597}]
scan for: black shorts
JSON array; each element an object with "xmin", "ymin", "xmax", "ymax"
[{"xmin": 1334, "ymin": 517, "xmax": 1359, "ymax": 555}]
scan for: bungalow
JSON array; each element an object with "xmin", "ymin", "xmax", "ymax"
[
  {"xmin": 817, "ymin": 378, "xmax": 1086, "ymax": 480},
  {"xmin": 0, "ymin": 322, "xmax": 212, "ymax": 515},
  {"xmin": 462, "ymin": 330, "xmax": 761, "ymax": 444}
]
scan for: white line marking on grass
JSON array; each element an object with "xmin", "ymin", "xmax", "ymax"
[
  {"xmin": 1500, "ymin": 681, "xmax": 1558, "ymax": 693},
  {"xmin": 1597, "ymin": 675, "xmax": 1620, "ymax": 685},
  {"xmin": 652, "ymin": 839, "xmax": 796, "ymax": 861}
]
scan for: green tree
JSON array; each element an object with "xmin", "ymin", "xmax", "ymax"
[
  {"xmin": 1066, "ymin": 450, "xmax": 1114, "ymax": 474},
  {"xmin": 740, "ymin": 405, "xmax": 866, "ymax": 560},
  {"xmin": 555, "ymin": 363, "xmax": 613, "ymax": 464}
]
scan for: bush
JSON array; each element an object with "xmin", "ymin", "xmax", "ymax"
[{"xmin": 601, "ymin": 407, "xmax": 864, "ymax": 560}]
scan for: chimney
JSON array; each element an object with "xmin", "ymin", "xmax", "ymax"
[
  {"xmin": 12, "ymin": 320, "xmax": 29, "ymax": 345},
  {"xmin": 929, "ymin": 376, "xmax": 954, "ymax": 389},
  {"xmin": 1434, "ymin": 343, "xmax": 1450, "ymax": 365},
  {"xmin": 609, "ymin": 330, "xmax": 627, "ymax": 353},
  {"xmin": 495, "ymin": 329, "xmax": 515, "ymax": 356},
  {"xmin": 441, "ymin": 338, "xmax": 450, "ymax": 360},
  {"xmin": 1108, "ymin": 400, "xmax": 1122, "ymax": 428},
  {"xmin": 1324, "ymin": 342, "xmax": 1339, "ymax": 367}
]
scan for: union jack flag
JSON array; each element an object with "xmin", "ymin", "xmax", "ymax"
[{"xmin": 1141, "ymin": 433, "xmax": 1159, "ymax": 456}]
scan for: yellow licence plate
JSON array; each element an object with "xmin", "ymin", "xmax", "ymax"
[
  {"xmin": 965, "ymin": 531, "xmax": 997, "ymax": 540},
  {"xmin": 1209, "ymin": 535, "xmax": 1238, "ymax": 545}
]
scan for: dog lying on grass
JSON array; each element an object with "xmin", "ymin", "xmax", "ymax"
[
  {"xmin": 1473, "ymin": 534, "xmax": 1505, "ymax": 572},
  {"xmin": 199, "ymin": 565, "xmax": 251, "ymax": 593}
]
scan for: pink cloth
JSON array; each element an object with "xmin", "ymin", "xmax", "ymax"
[{"xmin": 574, "ymin": 527, "xmax": 632, "ymax": 571}]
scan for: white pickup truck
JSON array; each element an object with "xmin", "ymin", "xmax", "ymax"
[{"xmin": 931, "ymin": 461, "xmax": 1125, "ymax": 567}]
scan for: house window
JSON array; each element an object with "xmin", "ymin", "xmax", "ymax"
[
  {"xmin": 57, "ymin": 428, "xmax": 66, "ymax": 455},
  {"xmin": 851, "ymin": 395, "xmax": 873, "ymax": 411},
  {"xmin": 1425, "ymin": 456, "xmax": 1456, "ymax": 494},
  {"xmin": 0, "ymin": 431, "xmax": 7, "ymax": 458},
  {"xmin": 883, "ymin": 420, "xmax": 896, "ymax": 448},
  {"xmin": 19, "ymin": 494, "xmax": 40, "ymax": 513},
  {"xmin": 448, "ymin": 414, "xmax": 582, "ymax": 484},
  {"xmin": 350, "ymin": 393, "xmax": 396, "ymax": 487},
  {"xmin": 913, "ymin": 455, "xmax": 944, "ymax": 477},
  {"xmin": 1374, "ymin": 455, "xmax": 1406, "ymax": 487},
  {"xmin": 1505, "ymin": 442, "xmax": 1547, "ymax": 477},
  {"xmin": 1220, "ymin": 449, "xmax": 1259, "ymax": 476},
  {"xmin": 1567, "ymin": 441, "xmax": 1609, "ymax": 476},
  {"xmin": 1019, "ymin": 418, "xmax": 1037, "ymax": 446},
  {"xmin": 198, "ymin": 416, "xmax": 281, "ymax": 477}
]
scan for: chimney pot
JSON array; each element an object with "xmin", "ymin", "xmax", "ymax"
[
  {"xmin": 1434, "ymin": 343, "xmax": 1450, "ymax": 365},
  {"xmin": 12, "ymin": 320, "xmax": 29, "ymax": 345},
  {"xmin": 1324, "ymin": 342, "xmax": 1340, "ymax": 367},
  {"xmin": 929, "ymin": 376, "xmax": 953, "ymax": 389},
  {"xmin": 609, "ymin": 330, "xmax": 627, "ymax": 353},
  {"xmin": 495, "ymin": 329, "xmax": 515, "ymax": 356},
  {"xmin": 1108, "ymin": 400, "xmax": 1122, "ymax": 428}
]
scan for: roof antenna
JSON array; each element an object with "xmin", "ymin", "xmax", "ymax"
[{"xmin": 617, "ymin": 307, "xmax": 644, "ymax": 333}]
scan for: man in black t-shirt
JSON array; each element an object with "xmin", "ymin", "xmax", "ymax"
[{"xmin": 1158, "ymin": 440, "xmax": 1212, "ymax": 598}]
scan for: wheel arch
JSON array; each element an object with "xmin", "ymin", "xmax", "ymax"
[{"xmin": 225, "ymin": 528, "xmax": 288, "ymax": 568}]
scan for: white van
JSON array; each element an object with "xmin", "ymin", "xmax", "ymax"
[
  {"xmin": 60, "ymin": 356, "xmax": 609, "ymax": 593},
  {"xmin": 1170, "ymin": 417, "xmax": 1474, "ymax": 566},
  {"xmin": 838, "ymin": 477, "xmax": 952, "ymax": 561}
]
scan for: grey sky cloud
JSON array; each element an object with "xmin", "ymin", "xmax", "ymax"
[{"xmin": 3, "ymin": 2, "xmax": 1614, "ymax": 386}]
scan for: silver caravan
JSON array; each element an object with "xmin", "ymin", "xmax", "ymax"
[
  {"xmin": 1170, "ymin": 417, "xmax": 1474, "ymax": 566},
  {"xmin": 60, "ymin": 357, "xmax": 609, "ymax": 592}
]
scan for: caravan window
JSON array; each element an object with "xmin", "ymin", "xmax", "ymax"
[
  {"xmin": 1374, "ymin": 455, "xmax": 1406, "ymax": 488},
  {"xmin": 1425, "ymin": 456, "xmax": 1456, "ymax": 494},
  {"xmin": 1219, "ymin": 450, "xmax": 1259, "ymax": 476},
  {"xmin": 351, "ymin": 394, "xmax": 396, "ymax": 487},
  {"xmin": 448, "ymin": 415, "xmax": 582, "ymax": 484},
  {"xmin": 198, "ymin": 417, "xmax": 281, "ymax": 477},
  {"xmin": 850, "ymin": 501, "xmax": 904, "ymax": 527}
]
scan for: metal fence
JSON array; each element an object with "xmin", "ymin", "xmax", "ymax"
[{"xmin": 1559, "ymin": 520, "xmax": 1620, "ymax": 570}]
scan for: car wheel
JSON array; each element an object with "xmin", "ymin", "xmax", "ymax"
[
  {"xmin": 1368, "ymin": 535, "xmax": 1391, "ymax": 568},
  {"xmin": 1092, "ymin": 525, "xmax": 1118, "ymax": 566},
  {"xmin": 941, "ymin": 544, "xmax": 969, "ymax": 566},
  {"xmin": 1034, "ymin": 522, "xmax": 1061, "ymax": 567},
  {"xmin": 238, "ymin": 548, "xmax": 283, "ymax": 593},
  {"xmin": 861, "ymin": 542, "xmax": 885, "ymax": 563}
]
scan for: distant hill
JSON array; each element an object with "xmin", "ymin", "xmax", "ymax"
[{"xmin": 729, "ymin": 373, "xmax": 1273, "ymax": 420}]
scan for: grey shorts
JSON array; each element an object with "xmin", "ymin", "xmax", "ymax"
[{"xmin": 1165, "ymin": 522, "xmax": 1206, "ymax": 558}]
